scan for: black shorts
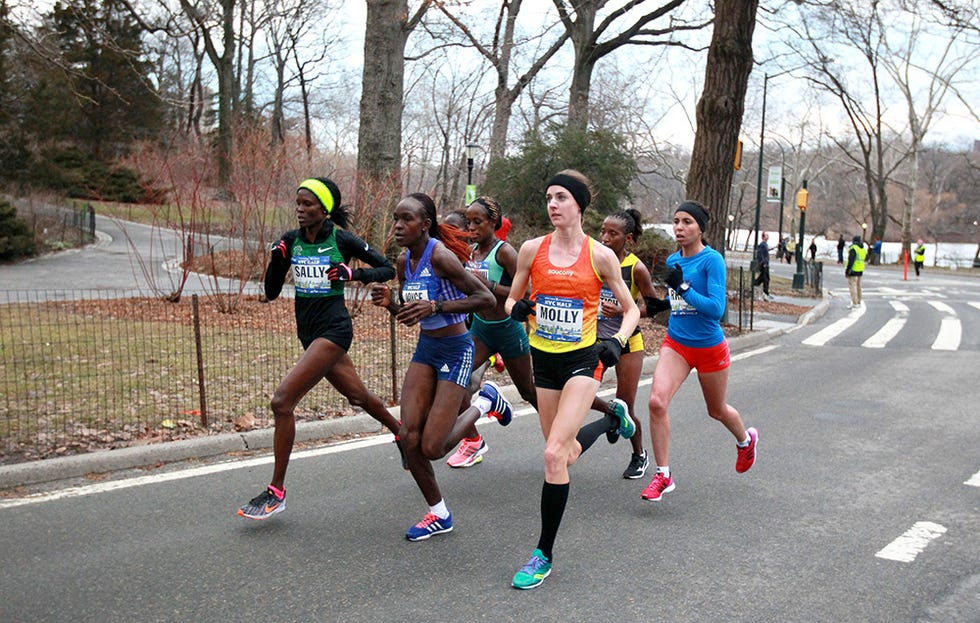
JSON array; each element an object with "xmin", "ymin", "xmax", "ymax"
[{"xmin": 531, "ymin": 344, "xmax": 602, "ymax": 390}]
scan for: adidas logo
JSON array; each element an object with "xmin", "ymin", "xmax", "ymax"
[
  {"xmin": 440, "ymin": 364, "xmax": 450, "ymax": 373},
  {"xmin": 420, "ymin": 268, "xmax": 432, "ymax": 277}
]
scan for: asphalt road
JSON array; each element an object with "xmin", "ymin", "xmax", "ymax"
[{"xmin": 1, "ymin": 270, "xmax": 978, "ymax": 622}]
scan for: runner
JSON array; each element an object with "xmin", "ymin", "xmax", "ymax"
[
  {"xmin": 642, "ymin": 200, "xmax": 758, "ymax": 503},
  {"xmin": 505, "ymin": 170, "xmax": 639, "ymax": 589},
  {"xmin": 596, "ymin": 209, "xmax": 664, "ymax": 479},
  {"xmin": 238, "ymin": 177, "xmax": 402, "ymax": 520},
  {"xmin": 370, "ymin": 192, "xmax": 513, "ymax": 541}
]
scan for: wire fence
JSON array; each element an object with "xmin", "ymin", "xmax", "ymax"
[{"xmin": 0, "ymin": 289, "xmax": 416, "ymax": 465}]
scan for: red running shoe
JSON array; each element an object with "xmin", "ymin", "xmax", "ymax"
[
  {"xmin": 641, "ymin": 472, "xmax": 675, "ymax": 501},
  {"xmin": 736, "ymin": 427, "xmax": 758, "ymax": 473}
]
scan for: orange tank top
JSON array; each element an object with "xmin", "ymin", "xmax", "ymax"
[{"xmin": 528, "ymin": 234, "xmax": 602, "ymax": 353}]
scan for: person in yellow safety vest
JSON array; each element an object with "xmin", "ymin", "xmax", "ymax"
[
  {"xmin": 914, "ymin": 239, "xmax": 926, "ymax": 279},
  {"xmin": 845, "ymin": 235, "xmax": 867, "ymax": 309}
]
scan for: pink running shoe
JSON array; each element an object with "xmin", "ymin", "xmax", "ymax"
[
  {"xmin": 446, "ymin": 437, "xmax": 487, "ymax": 468},
  {"xmin": 641, "ymin": 472, "xmax": 675, "ymax": 501},
  {"xmin": 736, "ymin": 427, "xmax": 758, "ymax": 473}
]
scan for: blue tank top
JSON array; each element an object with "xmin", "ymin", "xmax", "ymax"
[{"xmin": 404, "ymin": 238, "xmax": 467, "ymax": 330}]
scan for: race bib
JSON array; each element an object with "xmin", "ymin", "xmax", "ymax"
[
  {"xmin": 401, "ymin": 281, "xmax": 430, "ymax": 303},
  {"xmin": 669, "ymin": 287, "xmax": 696, "ymax": 315},
  {"xmin": 292, "ymin": 256, "xmax": 333, "ymax": 294},
  {"xmin": 535, "ymin": 294, "xmax": 584, "ymax": 342},
  {"xmin": 598, "ymin": 285, "xmax": 617, "ymax": 319},
  {"xmin": 466, "ymin": 259, "xmax": 489, "ymax": 281}
]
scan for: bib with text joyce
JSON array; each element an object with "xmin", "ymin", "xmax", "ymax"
[
  {"xmin": 536, "ymin": 294, "xmax": 584, "ymax": 342},
  {"xmin": 401, "ymin": 281, "xmax": 431, "ymax": 303}
]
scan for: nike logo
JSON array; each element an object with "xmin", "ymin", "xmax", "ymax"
[
  {"xmin": 263, "ymin": 503, "xmax": 280, "ymax": 513},
  {"xmin": 317, "ymin": 246, "xmax": 333, "ymax": 253}
]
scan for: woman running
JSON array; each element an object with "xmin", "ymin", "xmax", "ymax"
[
  {"xmin": 597, "ymin": 209, "xmax": 664, "ymax": 479},
  {"xmin": 505, "ymin": 170, "xmax": 639, "ymax": 589},
  {"xmin": 641, "ymin": 200, "xmax": 758, "ymax": 503},
  {"xmin": 370, "ymin": 192, "xmax": 513, "ymax": 541},
  {"xmin": 238, "ymin": 177, "xmax": 402, "ymax": 520}
]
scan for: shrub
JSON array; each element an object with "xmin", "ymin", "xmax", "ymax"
[{"xmin": 0, "ymin": 200, "xmax": 37, "ymax": 261}]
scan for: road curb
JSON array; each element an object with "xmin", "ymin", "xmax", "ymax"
[{"xmin": 0, "ymin": 297, "xmax": 829, "ymax": 488}]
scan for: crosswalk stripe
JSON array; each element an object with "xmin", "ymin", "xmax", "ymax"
[
  {"xmin": 802, "ymin": 304, "xmax": 864, "ymax": 346},
  {"xmin": 968, "ymin": 302, "xmax": 980, "ymax": 312},
  {"xmin": 862, "ymin": 301, "xmax": 908, "ymax": 348},
  {"xmin": 929, "ymin": 301, "xmax": 961, "ymax": 350}
]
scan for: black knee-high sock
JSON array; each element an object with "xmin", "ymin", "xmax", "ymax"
[
  {"xmin": 536, "ymin": 481, "xmax": 569, "ymax": 561},
  {"xmin": 575, "ymin": 417, "xmax": 611, "ymax": 455}
]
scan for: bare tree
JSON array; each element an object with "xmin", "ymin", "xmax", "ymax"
[
  {"xmin": 880, "ymin": 6, "xmax": 976, "ymax": 257},
  {"xmin": 552, "ymin": 0, "xmax": 708, "ymax": 131},
  {"xmin": 435, "ymin": 0, "xmax": 570, "ymax": 160}
]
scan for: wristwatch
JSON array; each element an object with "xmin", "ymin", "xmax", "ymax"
[
  {"xmin": 612, "ymin": 332, "xmax": 628, "ymax": 348},
  {"xmin": 677, "ymin": 282, "xmax": 691, "ymax": 295}
]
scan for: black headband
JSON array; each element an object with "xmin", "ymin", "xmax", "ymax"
[
  {"xmin": 547, "ymin": 174, "xmax": 591, "ymax": 212},
  {"xmin": 675, "ymin": 201, "xmax": 709, "ymax": 233}
]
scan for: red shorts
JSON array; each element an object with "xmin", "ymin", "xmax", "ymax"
[{"xmin": 661, "ymin": 335, "xmax": 731, "ymax": 373}]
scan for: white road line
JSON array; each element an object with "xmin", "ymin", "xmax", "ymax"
[
  {"xmin": 929, "ymin": 301, "xmax": 961, "ymax": 351},
  {"xmin": 968, "ymin": 302, "xmax": 980, "ymax": 312},
  {"xmin": 875, "ymin": 521, "xmax": 947, "ymax": 563},
  {"xmin": 802, "ymin": 305, "xmax": 865, "ymax": 346},
  {"xmin": 965, "ymin": 469, "xmax": 980, "ymax": 487},
  {"xmin": 862, "ymin": 301, "xmax": 908, "ymax": 349},
  {"xmin": 732, "ymin": 345, "xmax": 779, "ymax": 361}
]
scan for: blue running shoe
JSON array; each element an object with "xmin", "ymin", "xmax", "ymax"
[
  {"xmin": 479, "ymin": 381, "xmax": 512, "ymax": 426},
  {"xmin": 512, "ymin": 549, "xmax": 552, "ymax": 589},
  {"xmin": 605, "ymin": 398, "xmax": 634, "ymax": 442},
  {"xmin": 405, "ymin": 511, "xmax": 453, "ymax": 541}
]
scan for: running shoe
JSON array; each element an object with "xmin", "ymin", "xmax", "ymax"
[
  {"xmin": 736, "ymin": 427, "xmax": 759, "ymax": 473},
  {"xmin": 641, "ymin": 472, "xmax": 675, "ymax": 501},
  {"xmin": 511, "ymin": 548, "xmax": 552, "ymax": 590},
  {"xmin": 405, "ymin": 511, "xmax": 453, "ymax": 541},
  {"xmin": 479, "ymin": 381, "xmax": 512, "ymax": 426},
  {"xmin": 604, "ymin": 398, "xmax": 633, "ymax": 444},
  {"xmin": 491, "ymin": 353, "xmax": 506, "ymax": 372},
  {"xmin": 237, "ymin": 486, "xmax": 286, "ymax": 519},
  {"xmin": 446, "ymin": 437, "xmax": 487, "ymax": 468},
  {"xmin": 394, "ymin": 436, "xmax": 408, "ymax": 470},
  {"xmin": 623, "ymin": 450, "xmax": 649, "ymax": 479}
]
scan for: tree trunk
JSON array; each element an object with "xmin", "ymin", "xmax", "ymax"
[
  {"xmin": 356, "ymin": 0, "xmax": 414, "ymax": 246},
  {"xmin": 685, "ymin": 0, "xmax": 759, "ymax": 251}
]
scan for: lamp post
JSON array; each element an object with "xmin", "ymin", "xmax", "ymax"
[
  {"xmin": 465, "ymin": 143, "xmax": 479, "ymax": 205},
  {"xmin": 792, "ymin": 179, "xmax": 808, "ymax": 290}
]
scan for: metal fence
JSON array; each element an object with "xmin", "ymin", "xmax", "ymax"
[{"xmin": 0, "ymin": 289, "xmax": 416, "ymax": 465}]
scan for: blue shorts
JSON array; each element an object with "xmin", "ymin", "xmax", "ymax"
[
  {"xmin": 412, "ymin": 332, "xmax": 475, "ymax": 387},
  {"xmin": 469, "ymin": 315, "xmax": 530, "ymax": 359}
]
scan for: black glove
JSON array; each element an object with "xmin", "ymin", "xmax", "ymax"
[
  {"xmin": 510, "ymin": 298, "xmax": 536, "ymax": 322},
  {"xmin": 596, "ymin": 338, "xmax": 622, "ymax": 368},
  {"xmin": 327, "ymin": 262, "xmax": 363, "ymax": 282},
  {"xmin": 665, "ymin": 264, "xmax": 684, "ymax": 291},
  {"xmin": 644, "ymin": 296, "xmax": 670, "ymax": 316}
]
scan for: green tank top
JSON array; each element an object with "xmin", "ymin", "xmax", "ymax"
[{"xmin": 290, "ymin": 229, "xmax": 345, "ymax": 298}]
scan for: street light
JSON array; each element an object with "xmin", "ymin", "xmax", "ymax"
[
  {"xmin": 465, "ymin": 143, "xmax": 479, "ymax": 205},
  {"xmin": 792, "ymin": 179, "xmax": 808, "ymax": 290}
]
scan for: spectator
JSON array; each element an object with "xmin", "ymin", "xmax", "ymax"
[
  {"xmin": 845, "ymin": 235, "xmax": 867, "ymax": 308},
  {"xmin": 837, "ymin": 234, "xmax": 846, "ymax": 264},
  {"xmin": 914, "ymin": 239, "xmax": 926, "ymax": 279},
  {"xmin": 753, "ymin": 232, "xmax": 772, "ymax": 300}
]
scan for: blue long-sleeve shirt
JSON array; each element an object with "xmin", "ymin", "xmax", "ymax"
[{"xmin": 666, "ymin": 246, "xmax": 726, "ymax": 348}]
